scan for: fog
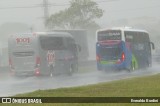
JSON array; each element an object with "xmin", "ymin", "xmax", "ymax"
[
  {"xmin": 0, "ymin": 0, "xmax": 160, "ymax": 97},
  {"xmin": 1, "ymin": 0, "xmax": 160, "ymax": 51},
  {"xmin": 0, "ymin": 0, "xmax": 160, "ymax": 29}
]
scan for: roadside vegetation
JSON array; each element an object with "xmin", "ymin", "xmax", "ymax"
[{"xmin": 2, "ymin": 74, "xmax": 160, "ymax": 106}]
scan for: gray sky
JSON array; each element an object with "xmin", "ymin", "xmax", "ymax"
[{"xmin": 0, "ymin": 0, "xmax": 160, "ymax": 30}]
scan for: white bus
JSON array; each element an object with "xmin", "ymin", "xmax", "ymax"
[{"xmin": 8, "ymin": 32, "xmax": 80, "ymax": 76}]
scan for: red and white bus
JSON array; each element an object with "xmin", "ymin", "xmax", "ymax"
[{"xmin": 8, "ymin": 32, "xmax": 80, "ymax": 77}]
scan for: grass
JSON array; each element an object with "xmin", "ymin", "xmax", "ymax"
[
  {"xmin": 2, "ymin": 74, "xmax": 160, "ymax": 106},
  {"xmin": 16, "ymin": 74, "xmax": 160, "ymax": 97}
]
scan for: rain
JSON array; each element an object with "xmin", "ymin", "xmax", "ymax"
[{"xmin": 0, "ymin": 0, "xmax": 160, "ymax": 98}]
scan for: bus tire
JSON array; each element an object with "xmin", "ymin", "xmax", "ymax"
[{"xmin": 128, "ymin": 61, "xmax": 135, "ymax": 72}]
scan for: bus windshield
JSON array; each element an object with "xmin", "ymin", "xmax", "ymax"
[
  {"xmin": 97, "ymin": 30, "xmax": 121, "ymax": 41},
  {"xmin": 40, "ymin": 36, "xmax": 66, "ymax": 50},
  {"xmin": 98, "ymin": 43, "xmax": 122, "ymax": 60}
]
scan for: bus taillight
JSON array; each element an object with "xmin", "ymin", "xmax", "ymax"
[
  {"xmin": 36, "ymin": 56, "xmax": 41, "ymax": 66},
  {"xmin": 96, "ymin": 55, "xmax": 101, "ymax": 61},
  {"xmin": 9, "ymin": 57, "xmax": 15, "ymax": 68},
  {"xmin": 35, "ymin": 68, "xmax": 40, "ymax": 76},
  {"xmin": 121, "ymin": 52, "xmax": 125, "ymax": 61},
  {"xmin": 9, "ymin": 57, "xmax": 12, "ymax": 66},
  {"xmin": 9, "ymin": 58, "xmax": 15, "ymax": 75},
  {"xmin": 35, "ymin": 56, "xmax": 41, "ymax": 76}
]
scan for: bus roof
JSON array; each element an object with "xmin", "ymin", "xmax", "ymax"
[
  {"xmin": 97, "ymin": 26, "xmax": 148, "ymax": 33},
  {"xmin": 37, "ymin": 32, "xmax": 73, "ymax": 37},
  {"xmin": 51, "ymin": 29, "xmax": 87, "ymax": 31},
  {"xmin": 10, "ymin": 32, "xmax": 73, "ymax": 38}
]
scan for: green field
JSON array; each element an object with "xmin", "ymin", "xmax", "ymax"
[{"xmin": 2, "ymin": 74, "xmax": 160, "ymax": 106}]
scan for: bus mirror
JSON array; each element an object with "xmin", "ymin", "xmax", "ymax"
[{"xmin": 150, "ymin": 42, "xmax": 155, "ymax": 50}]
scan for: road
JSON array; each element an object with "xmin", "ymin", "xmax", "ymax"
[{"xmin": 0, "ymin": 62, "xmax": 160, "ymax": 97}]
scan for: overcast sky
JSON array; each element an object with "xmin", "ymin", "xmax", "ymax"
[{"xmin": 0, "ymin": 0, "xmax": 160, "ymax": 30}]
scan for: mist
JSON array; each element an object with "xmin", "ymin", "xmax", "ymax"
[{"xmin": 0, "ymin": 0, "xmax": 160, "ymax": 98}]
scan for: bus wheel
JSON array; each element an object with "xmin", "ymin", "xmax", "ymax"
[{"xmin": 128, "ymin": 62, "xmax": 135, "ymax": 72}]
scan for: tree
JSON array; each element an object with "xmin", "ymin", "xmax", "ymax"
[{"xmin": 46, "ymin": 0, "xmax": 103, "ymax": 29}]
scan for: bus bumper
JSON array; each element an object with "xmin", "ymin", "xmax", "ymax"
[{"xmin": 97, "ymin": 62, "xmax": 126, "ymax": 71}]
